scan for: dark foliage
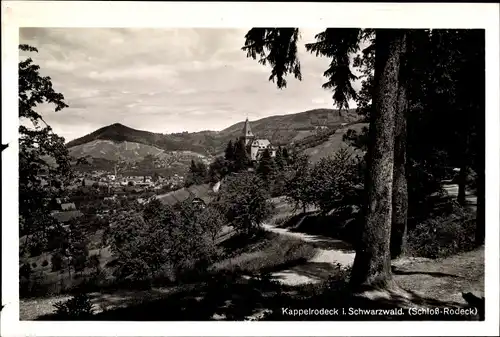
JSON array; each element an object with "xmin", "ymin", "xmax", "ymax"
[
  {"xmin": 309, "ymin": 148, "xmax": 363, "ymax": 214},
  {"xmin": 19, "ymin": 44, "xmax": 72, "ymax": 255},
  {"xmin": 53, "ymin": 293, "xmax": 94, "ymax": 319},
  {"xmin": 218, "ymin": 172, "xmax": 274, "ymax": 235},
  {"xmin": 407, "ymin": 203, "xmax": 476, "ymax": 258}
]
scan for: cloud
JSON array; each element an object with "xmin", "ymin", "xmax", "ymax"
[{"xmin": 19, "ymin": 28, "xmax": 361, "ymax": 141}]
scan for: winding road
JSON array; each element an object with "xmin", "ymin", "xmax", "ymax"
[{"xmin": 262, "ymin": 182, "xmax": 476, "ymax": 286}]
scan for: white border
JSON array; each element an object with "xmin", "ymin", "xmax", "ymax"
[{"xmin": 2, "ymin": 1, "xmax": 499, "ymax": 336}]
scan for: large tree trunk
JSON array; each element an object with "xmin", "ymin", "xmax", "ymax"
[
  {"xmin": 390, "ymin": 32, "xmax": 409, "ymax": 259},
  {"xmin": 350, "ymin": 30, "xmax": 402, "ymax": 291},
  {"xmin": 474, "ymin": 102, "xmax": 485, "ymax": 246}
]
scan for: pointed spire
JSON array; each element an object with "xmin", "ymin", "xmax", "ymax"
[{"xmin": 242, "ymin": 117, "xmax": 254, "ymax": 145}]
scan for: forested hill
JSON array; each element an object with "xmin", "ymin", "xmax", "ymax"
[
  {"xmin": 66, "ymin": 123, "xmax": 213, "ymax": 155},
  {"xmin": 66, "ymin": 108, "xmax": 359, "ymax": 156}
]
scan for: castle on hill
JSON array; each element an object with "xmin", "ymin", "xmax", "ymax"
[{"xmin": 241, "ymin": 118, "xmax": 276, "ymax": 161}]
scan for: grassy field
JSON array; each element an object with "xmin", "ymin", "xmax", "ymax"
[
  {"xmin": 214, "ymin": 231, "xmax": 317, "ymax": 275},
  {"xmin": 303, "ymin": 122, "xmax": 368, "ymax": 164}
]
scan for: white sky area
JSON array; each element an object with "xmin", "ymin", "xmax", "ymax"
[{"xmin": 19, "ymin": 28, "xmax": 362, "ymax": 142}]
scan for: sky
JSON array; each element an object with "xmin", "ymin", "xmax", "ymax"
[{"xmin": 19, "ymin": 28, "xmax": 362, "ymax": 142}]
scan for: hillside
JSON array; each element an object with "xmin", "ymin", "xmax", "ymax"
[
  {"xmin": 220, "ymin": 108, "xmax": 358, "ymax": 146},
  {"xmin": 68, "ymin": 139, "xmax": 165, "ymax": 162},
  {"xmin": 66, "ymin": 108, "xmax": 359, "ymax": 159},
  {"xmin": 302, "ymin": 122, "xmax": 368, "ymax": 163},
  {"xmin": 66, "ymin": 123, "xmax": 212, "ymax": 155},
  {"xmin": 68, "ymin": 139, "xmax": 207, "ymax": 162}
]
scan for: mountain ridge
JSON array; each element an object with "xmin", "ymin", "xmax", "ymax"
[{"xmin": 66, "ymin": 108, "xmax": 358, "ymax": 157}]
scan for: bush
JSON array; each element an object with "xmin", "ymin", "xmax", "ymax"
[
  {"xmin": 31, "ymin": 262, "xmax": 37, "ymax": 268},
  {"xmin": 51, "ymin": 252, "xmax": 64, "ymax": 272},
  {"xmin": 53, "ymin": 293, "xmax": 94, "ymax": 319},
  {"xmin": 407, "ymin": 205, "xmax": 476, "ymax": 258},
  {"xmin": 41, "ymin": 259, "xmax": 49, "ymax": 267}
]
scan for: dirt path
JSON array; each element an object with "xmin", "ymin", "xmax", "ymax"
[
  {"xmin": 262, "ymin": 222, "xmax": 355, "ymax": 285},
  {"xmin": 443, "ymin": 183, "xmax": 477, "ymax": 211},
  {"xmin": 262, "ymin": 217, "xmax": 484, "ymax": 308},
  {"xmin": 261, "ymin": 182, "xmax": 483, "ymax": 306}
]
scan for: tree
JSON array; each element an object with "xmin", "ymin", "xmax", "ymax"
[
  {"xmin": 404, "ymin": 30, "xmax": 484, "ymax": 243},
  {"xmin": 390, "ymin": 32, "xmax": 410, "ymax": 259},
  {"xmin": 110, "ymin": 198, "xmax": 218, "ymax": 285},
  {"xmin": 208, "ymin": 156, "xmax": 229, "ymax": 183},
  {"xmin": 219, "ymin": 172, "xmax": 274, "ymax": 235},
  {"xmin": 185, "ymin": 160, "xmax": 198, "ymax": 187},
  {"xmin": 232, "ymin": 138, "xmax": 250, "ymax": 172},
  {"xmin": 196, "ymin": 205, "xmax": 225, "ymax": 243},
  {"xmin": 51, "ymin": 252, "xmax": 64, "ymax": 272},
  {"xmin": 198, "ymin": 161, "xmax": 209, "ymax": 182},
  {"xmin": 185, "ymin": 160, "xmax": 208, "ymax": 187},
  {"xmin": 281, "ymin": 147, "xmax": 290, "ymax": 164},
  {"xmin": 18, "ymin": 44, "xmax": 72, "ymax": 255},
  {"xmin": 284, "ymin": 152, "xmax": 315, "ymax": 214},
  {"xmin": 68, "ymin": 226, "xmax": 89, "ymax": 274},
  {"xmin": 274, "ymin": 147, "xmax": 284, "ymax": 169},
  {"xmin": 256, "ymin": 148, "xmax": 276, "ymax": 183},
  {"xmin": 352, "ymin": 30, "xmax": 410, "ymax": 260},
  {"xmin": 224, "ymin": 140, "xmax": 234, "ymax": 162},
  {"xmin": 350, "ymin": 30, "xmax": 405, "ymax": 288},
  {"xmin": 310, "ymin": 149, "xmax": 363, "ymax": 215},
  {"xmin": 437, "ymin": 30, "xmax": 484, "ymax": 245},
  {"xmin": 242, "ymin": 28, "xmax": 406, "ymax": 289}
]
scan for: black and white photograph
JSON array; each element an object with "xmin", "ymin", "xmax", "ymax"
[{"xmin": 2, "ymin": 2, "xmax": 499, "ymax": 336}]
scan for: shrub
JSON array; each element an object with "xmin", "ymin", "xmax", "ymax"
[
  {"xmin": 53, "ymin": 293, "xmax": 94, "ymax": 319},
  {"xmin": 51, "ymin": 252, "xmax": 64, "ymax": 272},
  {"xmin": 407, "ymin": 205, "xmax": 476, "ymax": 258},
  {"xmin": 41, "ymin": 260, "xmax": 49, "ymax": 267},
  {"xmin": 31, "ymin": 262, "xmax": 37, "ymax": 268},
  {"xmin": 323, "ymin": 265, "xmax": 352, "ymax": 294}
]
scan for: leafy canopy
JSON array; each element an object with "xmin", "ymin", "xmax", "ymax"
[{"xmin": 19, "ymin": 44, "xmax": 72, "ymax": 252}]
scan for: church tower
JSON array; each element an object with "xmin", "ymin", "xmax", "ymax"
[{"xmin": 242, "ymin": 117, "xmax": 255, "ymax": 145}]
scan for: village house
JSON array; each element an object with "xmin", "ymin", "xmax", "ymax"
[
  {"xmin": 50, "ymin": 200, "xmax": 83, "ymax": 223},
  {"xmin": 60, "ymin": 202, "xmax": 77, "ymax": 211}
]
